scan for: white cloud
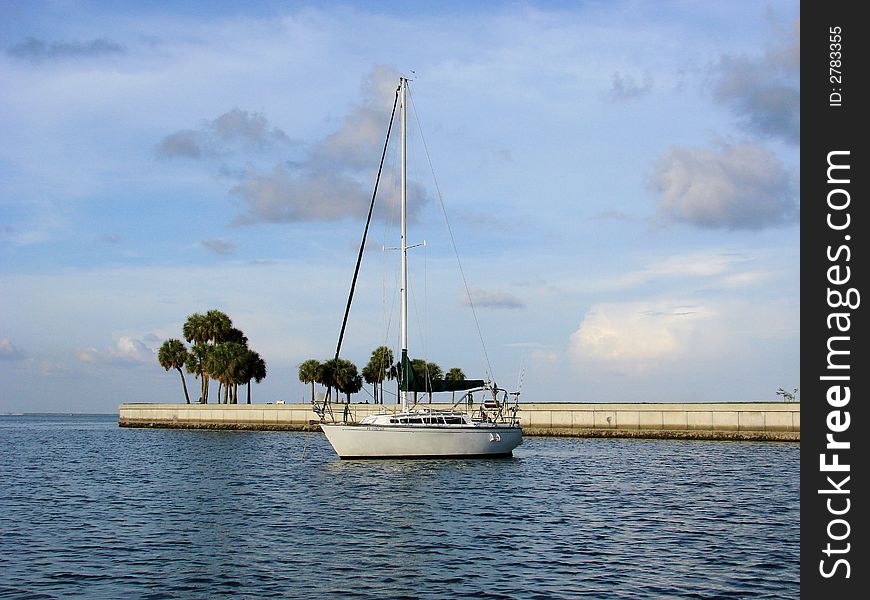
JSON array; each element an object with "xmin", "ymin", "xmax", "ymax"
[
  {"xmin": 203, "ymin": 66, "xmax": 432, "ymax": 225},
  {"xmin": 570, "ymin": 300, "xmax": 716, "ymax": 364},
  {"xmin": 75, "ymin": 336, "xmax": 154, "ymax": 366},
  {"xmin": 466, "ymin": 287, "xmax": 525, "ymax": 309},
  {"xmin": 567, "ymin": 292, "xmax": 798, "ymax": 388},
  {"xmin": 650, "ymin": 141, "xmax": 797, "ymax": 230},
  {"xmin": 608, "ymin": 72, "xmax": 652, "ymax": 100},
  {"xmin": 561, "ymin": 250, "xmax": 766, "ymax": 296},
  {"xmin": 230, "ymin": 165, "xmax": 369, "ymax": 223},
  {"xmin": 713, "ymin": 18, "xmax": 799, "ymax": 144},
  {"xmin": 156, "ymin": 108, "xmax": 291, "ymax": 159}
]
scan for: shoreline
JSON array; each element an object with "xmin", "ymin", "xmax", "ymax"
[{"xmin": 118, "ymin": 402, "xmax": 799, "ymax": 442}]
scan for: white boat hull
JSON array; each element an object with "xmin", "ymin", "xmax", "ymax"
[{"xmin": 320, "ymin": 423, "xmax": 523, "ymax": 458}]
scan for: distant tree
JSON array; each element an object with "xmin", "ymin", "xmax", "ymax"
[
  {"xmin": 426, "ymin": 362, "xmax": 443, "ymax": 403},
  {"xmin": 206, "ymin": 341, "xmax": 247, "ymax": 404},
  {"xmin": 183, "ymin": 313, "xmax": 210, "ymax": 402},
  {"xmin": 776, "ymin": 387, "xmax": 799, "ymax": 402},
  {"xmin": 298, "ymin": 359, "xmax": 321, "ymax": 403},
  {"xmin": 406, "ymin": 358, "xmax": 443, "ymax": 403},
  {"xmin": 445, "ymin": 367, "xmax": 466, "ymax": 404},
  {"xmin": 388, "ymin": 361, "xmax": 400, "ymax": 405},
  {"xmin": 204, "ymin": 310, "xmax": 233, "ymax": 345},
  {"xmin": 182, "ymin": 309, "xmax": 235, "ymax": 403},
  {"xmin": 446, "ymin": 367, "xmax": 465, "ymax": 381},
  {"xmin": 410, "ymin": 360, "xmax": 442, "ymax": 403},
  {"xmin": 204, "ymin": 342, "xmax": 229, "ymax": 404},
  {"xmin": 426, "ymin": 362, "xmax": 443, "ymax": 381},
  {"xmin": 184, "ymin": 343, "xmax": 208, "ymax": 403},
  {"xmin": 335, "ymin": 359, "xmax": 361, "ymax": 404},
  {"xmin": 410, "ymin": 358, "xmax": 427, "ymax": 404},
  {"xmin": 362, "ymin": 363, "xmax": 378, "ymax": 403},
  {"xmin": 242, "ymin": 350, "xmax": 266, "ymax": 404},
  {"xmin": 158, "ymin": 339, "xmax": 191, "ymax": 403},
  {"xmin": 224, "ymin": 327, "xmax": 248, "ymax": 346},
  {"xmin": 316, "ymin": 359, "xmax": 339, "ymax": 404},
  {"xmin": 342, "ymin": 373, "xmax": 363, "ymax": 404},
  {"xmin": 363, "ymin": 346, "xmax": 394, "ymax": 404}
]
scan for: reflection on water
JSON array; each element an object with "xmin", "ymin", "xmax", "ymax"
[{"xmin": 0, "ymin": 415, "xmax": 798, "ymax": 599}]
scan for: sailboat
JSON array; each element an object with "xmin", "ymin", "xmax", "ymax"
[{"xmin": 316, "ymin": 77, "xmax": 523, "ymax": 459}]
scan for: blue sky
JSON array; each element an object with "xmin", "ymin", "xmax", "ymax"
[{"xmin": 0, "ymin": 1, "xmax": 800, "ymax": 413}]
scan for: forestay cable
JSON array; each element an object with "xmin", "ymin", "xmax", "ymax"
[{"xmin": 333, "ymin": 86, "xmax": 400, "ymax": 362}]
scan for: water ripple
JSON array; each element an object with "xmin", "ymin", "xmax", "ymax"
[{"xmin": 0, "ymin": 416, "xmax": 798, "ymax": 598}]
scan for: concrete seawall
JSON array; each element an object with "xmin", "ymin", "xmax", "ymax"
[{"xmin": 118, "ymin": 402, "xmax": 799, "ymax": 441}]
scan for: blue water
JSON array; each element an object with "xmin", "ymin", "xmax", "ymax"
[{"xmin": 0, "ymin": 415, "xmax": 799, "ymax": 599}]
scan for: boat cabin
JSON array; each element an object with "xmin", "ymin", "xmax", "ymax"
[{"xmin": 359, "ymin": 411, "xmax": 474, "ymax": 427}]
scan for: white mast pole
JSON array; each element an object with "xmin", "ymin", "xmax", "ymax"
[{"xmin": 400, "ymin": 77, "xmax": 409, "ymax": 413}]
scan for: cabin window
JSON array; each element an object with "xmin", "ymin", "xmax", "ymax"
[
  {"xmin": 445, "ymin": 417, "xmax": 464, "ymax": 424},
  {"xmin": 399, "ymin": 419, "xmax": 408, "ymax": 424},
  {"xmin": 408, "ymin": 418, "xmax": 423, "ymax": 424},
  {"xmin": 389, "ymin": 419, "xmax": 398, "ymax": 424}
]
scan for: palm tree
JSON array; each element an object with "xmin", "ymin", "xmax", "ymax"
[
  {"xmin": 204, "ymin": 309, "xmax": 233, "ymax": 344},
  {"xmin": 184, "ymin": 343, "xmax": 208, "ymax": 403},
  {"xmin": 243, "ymin": 351, "xmax": 267, "ymax": 404},
  {"xmin": 183, "ymin": 313, "xmax": 210, "ymax": 402},
  {"xmin": 298, "ymin": 359, "xmax": 321, "ymax": 403},
  {"xmin": 426, "ymin": 362, "xmax": 443, "ymax": 403},
  {"xmin": 158, "ymin": 339, "xmax": 191, "ymax": 403},
  {"xmin": 335, "ymin": 359, "xmax": 361, "ymax": 404},
  {"xmin": 182, "ymin": 309, "xmax": 235, "ymax": 403},
  {"xmin": 316, "ymin": 359, "xmax": 339, "ymax": 403},
  {"xmin": 224, "ymin": 327, "xmax": 248, "ymax": 346},
  {"xmin": 387, "ymin": 360, "xmax": 400, "ymax": 405},
  {"xmin": 410, "ymin": 359, "xmax": 442, "ymax": 403},
  {"xmin": 206, "ymin": 341, "xmax": 247, "ymax": 404},
  {"xmin": 363, "ymin": 346, "xmax": 394, "ymax": 404},
  {"xmin": 373, "ymin": 346, "xmax": 393, "ymax": 404},
  {"xmin": 182, "ymin": 313, "xmax": 208, "ymax": 345},
  {"xmin": 204, "ymin": 342, "xmax": 229, "ymax": 404},
  {"xmin": 445, "ymin": 367, "xmax": 466, "ymax": 404},
  {"xmin": 410, "ymin": 358, "xmax": 427, "ymax": 404},
  {"xmin": 446, "ymin": 367, "xmax": 465, "ymax": 381},
  {"xmin": 362, "ymin": 363, "xmax": 378, "ymax": 403}
]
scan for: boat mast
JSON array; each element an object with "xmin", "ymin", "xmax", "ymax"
[{"xmin": 400, "ymin": 77, "xmax": 409, "ymax": 413}]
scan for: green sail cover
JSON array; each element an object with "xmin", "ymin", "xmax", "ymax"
[{"xmin": 398, "ymin": 350, "xmax": 484, "ymax": 393}]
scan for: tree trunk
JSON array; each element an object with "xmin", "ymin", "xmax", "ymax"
[
  {"xmin": 176, "ymin": 367, "xmax": 190, "ymax": 403},
  {"xmin": 310, "ymin": 382, "xmax": 315, "ymax": 403},
  {"xmin": 247, "ymin": 381, "xmax": 252, "ymax": 404}
]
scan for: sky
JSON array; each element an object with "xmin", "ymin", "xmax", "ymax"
[{"xmin": 0, "ymin": 1, "xmax": 800, "ymax": 413}]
